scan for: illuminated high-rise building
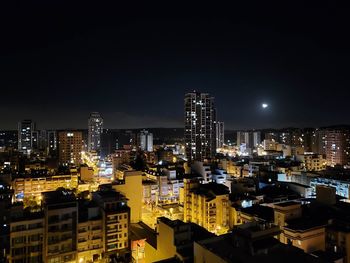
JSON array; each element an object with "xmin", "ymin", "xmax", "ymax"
[
  {"xmin": 58, "ymin": 131, "xmax": 82, "ymax": 165},
  {"xmin": 88, "ymin": 112, "xmax": 103, "ymax": 152},
  {"xmin": 215, "ymin": 121, "xmax": 224, "ymax": 149},
  {"xmin": 138, "ymin": 129, "xmax": 153, "ymax": 152},
  {"xmin": 184, "ymin": 91, "xmax": 216, "ymax": 162},
  {"xmin": 237, "ymin": 131, "xmax": 261, "ymax": 149},
  {"xmin": 324, "ymin": 129, "xmax": 350, "ymax": 166},
  {"xmin": 17, "ymin": 119, "xmax": 35, "ymax": 154}
]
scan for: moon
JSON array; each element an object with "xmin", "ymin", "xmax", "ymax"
[{"xmin": 262, "ymin": 103, "xmax": 269, "ymax": 109}]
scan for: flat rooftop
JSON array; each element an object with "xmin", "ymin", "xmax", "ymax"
[
  {"xmin": 274, "ymin": 201, "xmax": 301, "ymax": 207},
  {"xmin": 130, "ymin": 222, "xmax": 157, "ymax": 249},
  {"xmin": 285, "ymin": 217, "xmax": 327, "ymax": 231},
  {"xmin": 42, "ymin": 190, "xmax": 76, "ymax": 205}
]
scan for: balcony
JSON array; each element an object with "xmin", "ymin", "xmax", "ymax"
[
  {"xmin": 61, "ymin": 236, "xmax": 73, "ymax": 242},
  {"xmin": 107, "ymin": 239, "xmax": 118, "ymax": 245},
  {"xmin": 48, "ymin": 249, "xmax": 60, "ymax": 255},
  {"xmin": 60, "ymin": 227, "xmax": 73, "ymax": 233},
  {"xmin": 107, "ymin": 229, "xmax": 118, "ymax": 234},
  {"xmin": 48, "ymin": 240, "xmax": 60, "ymax": 245},
  {"xmin": 107, "ymin": 219, "xmax": 119, "ymax": 224}
]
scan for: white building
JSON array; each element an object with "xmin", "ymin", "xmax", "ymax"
[{"xmin": 139, "ymin": 130, "xmax": 153, "ymax": 152}]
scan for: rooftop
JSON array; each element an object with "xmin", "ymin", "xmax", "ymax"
[
  {"xmin": 274, "ymin": 201, "xmax": 301, "ymax": 208},
  {"xmin": 130, "ymin": 222, "xmax": 157, "ymax": 249},
  {"xmin": 285, "ymin": 217, "xmax": 327, "ymax": 231},
  {"xmin": 197, "ymin": 234, "xmax": 321, "ymax": 263},
  {"xmin": 240, "ymin": 205, "xmax": 274, "ymax": 222},
  {"xmin": 42, "ymin": 190, "xmax": 76, "ymax": 205},
  {"xmin": 280, "ymin": 181, "xmax": 311, "ymax": 188},
  {"xmin": 193, "ymin": 182, "xmax": 230, "ymax": 199},
  {"xmin": 158, "ymin": 217, "xmax": 187, "ymax": 228}
]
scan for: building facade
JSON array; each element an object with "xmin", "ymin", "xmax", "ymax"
[
  {"xmin": 184, "ymin": 92, "xmax": 216, "ymax": 162},
  {"xmin": 93, "ymin": 191, "xmax": 130, "ymax": 260},
  {"xmin": 88, "ymin": 112, "xmax": 103, "ymax": 153},
  {"xmin": 58, "ymin": 131, "xmax": 83, "ymax": 165},
  {"xmin": 47, "ymin": 130, "xmax": 57, "ymax": 156},
  {"xmin": 184, "ymin": 179, "xmax": 230, "ymax": 233},
  {"xmin": 18, "ymin": 120, "xmax": 36, "ymax": 154},
  {"xmin": 215, "ymin": 121, "xmax": 224, "ymax": 149},
  {"xmin": 324, "ymin": 129, "xmax": 350, "ymax": 166},
  {"xmin": 138, "ymin": 130, "xmax": 153, "ymax": 152},
  {"xmin": 9, "ymin": 212, "xmax": 44, "ymax": 263},
  {"xmin": 43, "ymin": 191, "xmax": 78, "ymax": 263}
]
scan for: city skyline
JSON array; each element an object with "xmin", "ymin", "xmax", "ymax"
[
  {"xmin": 2, "ymin": 113, "xmax": 350, "ymax": 131},
  {"xmin": 2, "ymin": 3, "xmax": 350, "ymax": 263},
  {"xmin": 1, "ymin": 3, "xmax": 350, "ymax": 130}
]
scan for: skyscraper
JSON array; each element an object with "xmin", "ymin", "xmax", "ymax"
[
  {"xmin": 138, "ymin": 129, "xmax": 153, "ymax": 152},
  {"xmin": 88, "ymin": 112, "xmax": 103, "ymax": 153},
  {"xmin": 184, "ymin": 91, "xmax": 216, "ymax": 162},
  {"xmin": 237, "ymin": 131, "xmax": 261, "ymax": 149},
  {"xmin": 215, "ymin": 121, "xmax": 225, "ymax": 149},
  {"xmin": 18, "ymin": 119, "xmax": 35, "ymax": 154}
]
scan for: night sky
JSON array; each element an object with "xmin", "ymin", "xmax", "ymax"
[{"xmin": 1, "ymin": 2, "xmax": 349, "ymax": 130}]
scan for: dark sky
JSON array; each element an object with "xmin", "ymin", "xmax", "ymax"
[{"xmin": 0, "ymin": 2, "xmax": 349, "ymax": 130}]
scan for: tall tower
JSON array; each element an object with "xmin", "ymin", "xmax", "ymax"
[
  {"xmin": 215, "ymin": 121, "xmax": 225, "ymax": 149},
  {"xmin": 138, "ymin": 129, "xmax": 153, "ymax": 152},
  {"xmin": 88, "ymin": 112, "xmax": 103, "ymax": 152},
  {"xmin": 184, "ymin": 91, "xmax": 216, "ymax": 162},
  {"xmin": 18, "ymin": 119, "xmax": 35, "ymax": 154}
]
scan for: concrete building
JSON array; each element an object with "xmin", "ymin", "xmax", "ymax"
[
  {"xmin": 58, "ymin": 131, "xmax": 83, "ymax": 165},
  {"xmin": 184, "ymin": 91, "xmax": 216, "ymax": 162},
  {"xmin": 316, "ymin": 185, "xmax": 337, "ymax": 206},
  {"xmin": 88, "ymin": 112, "xmax": 103, "ymax": 153},
  {"xmin": 274, "ymin": 201, "xmax": 302, "ymax": 243},
  {"xmin": 184, "ymin": 179, "xmax": 230, "ymax": 233},
  {"xmin": 215, "ymin": 121, "xmax": 225, "ymax": 149},
  {"xmin": 93, "ymin": 190, "xmax": 130, "ymax": 261},
  {"xmin": 194, "ymin": 221, "xmax": 319, "ymax": 263},
  {"xmin": 284, "ymin": 218, "xmax": 326, "ymax": 254},
  {"xmin": 220, "ymin": 159, "xmax": 244, "ymax": 177},
  {"xmin": 303, "ymin": 154, "xmax": 326, "ymax": 171},
  {"xmin": 327, "ymin": 220, "xmax": 350, "ymax": 263},
  {"xmin": 324, "ymin": 129, "xmax": 350, "ymax": 166},
  {"xmin": 77, "ymin": 202, "xmax": 104, "ymax": 263},
  {"xmin": 12, "ymin": 174, "xmax": 79, "ymax": 202},
  {"xmin": 18, "ymin": 119, "xmax": 35, "ymax": 154},
  {"xmin": 43, "ymin": 191, "xmax": 78, "ymax": 263},
  {"xmin": 8, "ymin": 211, "xmax": 44, "ymax": 263},
  {"xmin": 311, "ymin": 178, "xmax": 350, "ymax": 200},
  {"xmin": 263, "ymin": 139, "xmax": 279, "ymax": 151},
  {"xmin": 113, "ymin": 167, "xmax": 143, "ymax": 223},
  {"xmin": 237, "ymin": 131, "xmax": 261, "ymax": 149},
  {"xmin": 80, "ymin": 165, "xmax": 94, "ymax": 182},
  {"xmin": 141, "ymin": 217, "xmax": 214, "ymax": 263},
  {"xmin": 47, "ymin": 130, "xmax": 57, "ymax": 156},
  {"xmin": 142, "ymin": 180, "xmax": 158, "ymax": 204},
  {"xmin": 139, "ymin": 130, "xmax": 153, "ymax": 152}
]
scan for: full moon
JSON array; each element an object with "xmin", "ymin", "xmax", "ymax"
[{"xmin": 262, "ymin": 103, "xmax": 269, "ymax": 109}]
